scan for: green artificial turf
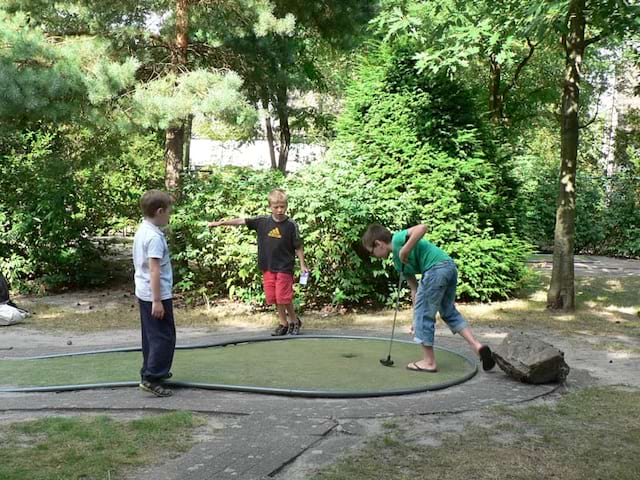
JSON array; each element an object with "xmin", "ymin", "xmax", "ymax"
[{"xmin": 0, "ymin": 338, "xmax": 475, "ymax": 393}]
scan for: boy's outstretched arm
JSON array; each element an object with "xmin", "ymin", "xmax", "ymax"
[
  {"xmin": 399, "ymin": 224, "xmax": 427, "ymax": 263},
  {"xmin": 208, "ymin": 218, "xmax": 246, "ymax": 227}
]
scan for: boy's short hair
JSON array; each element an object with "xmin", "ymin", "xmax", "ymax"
[
  {"xmin": 362, "ymin": 224, "xmax": 392, "ymax": 250},
  {"xmin": 268, "ymin": 188, "xmax": 288, "ymax": 205},
  {"xmin": 140, "ymin": 190, "xmax": 173, "ymax": 218}
]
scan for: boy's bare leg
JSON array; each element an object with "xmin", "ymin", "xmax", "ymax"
[
  {"xmin": 275, "ymin": 304, "xmax": 288, "ymax": 326},
  {"xmin": 459, "ymin": 326, "xmax": 495, "ymax": 370},
  {"xmin": 421, "ymin": 345, "xmax": 437, "ymax": 369},
  {"xmin": 285, "ymin": 303, "xmax": 298, "ymax": 324},
  {"xmin": 409, "ymin": 345, "xmax": 437, "ymax": 371},
  {"xmin": 458, "ymin": 327, "xmax": 483, "ymax": 354}
]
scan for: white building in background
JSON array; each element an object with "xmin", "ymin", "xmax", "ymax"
[
  {"xmin": 188, "ymin": 138, "xmax": 327, "ymax": 172},
  {"xmin": 598, "ymin": 46, "xmax": 640, "ymax": 176}
]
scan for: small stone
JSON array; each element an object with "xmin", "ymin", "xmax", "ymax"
[
  {"xmin": 88, "ymin": 305, "xmax": 94, "ymax": 310},
  {"xmin": 67, "ymin": 340, "xmax": 73, "ymax": 345},
  {"xmin": 609, "ymin": 360, "xmax": 613, "ymax": 363}
]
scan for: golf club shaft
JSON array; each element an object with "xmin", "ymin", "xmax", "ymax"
[{"xmin": 386, "ymin": 271, "xmax": 403, "ymax": 359}]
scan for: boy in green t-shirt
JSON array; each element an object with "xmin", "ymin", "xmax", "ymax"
[{"xmin": 362, "ymin": 223, "xmax": 495, "ymax": 372}]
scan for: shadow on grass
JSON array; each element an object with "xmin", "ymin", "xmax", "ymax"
[{"xmin": 455, "ymin": 271, "xmax": 640, "ymax": 342}]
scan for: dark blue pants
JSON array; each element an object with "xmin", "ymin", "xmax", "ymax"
[{"xmin": 138, "ymin": 298, "xmax": 176, "ymax": 382}]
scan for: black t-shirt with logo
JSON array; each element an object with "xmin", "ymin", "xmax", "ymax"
[{"xmin": 245, "ymin": 215, "xmax": 302, "ymax": 273}]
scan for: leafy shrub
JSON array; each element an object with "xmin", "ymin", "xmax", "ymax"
[
  {"xmin": 170, "ymin": 168, "xmax": 284, "ymax": 303},
  {"xmin": 333, "ymin": 43, "xmax": 531, "ymax": 300},
  {"xmin": 170, "ymin": 42, "xmax": 532, "ymax": 304},
  {"xmin": 0, "ymin": 127, "xmax": 163, "ymax": 290},
  {"xmin": 171, "ymin": 161, "xmax": 392, "ymax": 307},
  {"xmin": 602, "ymin": 170, "xmax": 640, "ymax": 256}
]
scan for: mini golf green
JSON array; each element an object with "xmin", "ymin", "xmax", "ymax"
[{"xmin": 0, "ymin": 336, "xmax": 477, "ymax": 397}]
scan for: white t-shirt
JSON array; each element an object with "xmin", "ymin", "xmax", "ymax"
[{"xmin": 133, "ymin": 220, "xmax": 173, "ymax": 301}]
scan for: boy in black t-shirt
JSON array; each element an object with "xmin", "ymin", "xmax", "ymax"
[{"xmin": 208, "ymin": 189, "xmax": 308, "ymax": 335}]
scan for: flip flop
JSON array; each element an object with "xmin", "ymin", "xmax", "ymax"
[
  {"xmin": 479, "ymin": 345, "xmax": 496, "ymax": 371},
  {"xmin": 406, "ymin": 362, "xmax": 438, "ymax": 373}
]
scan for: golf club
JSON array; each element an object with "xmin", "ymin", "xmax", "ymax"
[{"xmin": 380, "ymin": 266, "xmax": 404, "ymax": 367}]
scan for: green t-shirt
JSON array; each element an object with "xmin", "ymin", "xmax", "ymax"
[{"xmin": 392, "ymin": 230, "xmax": 451, "ymax": 275}]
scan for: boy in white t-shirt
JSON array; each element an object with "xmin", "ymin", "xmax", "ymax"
[{"xmin": 133, "ymin": 190, "xmax": 176, "ymax": 397}]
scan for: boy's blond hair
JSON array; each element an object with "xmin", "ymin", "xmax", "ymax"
[
  {"xmin": 140, "ymin": 190, "xmax": 173, "ymax": 218},
  {"xmin": 268, "ymin": 188, "xmax": 288, "ymax": 205},
  {"xmin": 362, "ymin": 224, "xmax": 392, "ymax": 251}
]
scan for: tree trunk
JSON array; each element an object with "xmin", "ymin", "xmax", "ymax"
[
  {"xmin": 262, "ymin": 98, "xmax": 277, "ymax": 170},
  {"xmin": 183, "ymin": 113, "xmax": 193, "ymax": 172},
  {"xmin": 165, "ymin": 126, "xmax": 184, "ymax": 191},
  {"xmin": 489, "ymin": 53, "xmax": 503, "ymax": 123},
  {"xmin": 164, "ymin": 0, "xmax": 189, "ymax": 193},
  {"xmin": 547, "ymin": 0, "xmax": 585, "ymax": 311},
  {"xmin": 275, "ymin": 86, "xmax": 290, "ymax": 174}
]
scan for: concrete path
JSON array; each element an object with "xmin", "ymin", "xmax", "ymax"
[{"xmin": 528, "ymin": 254, "xmax": 640, "ymax": 277}]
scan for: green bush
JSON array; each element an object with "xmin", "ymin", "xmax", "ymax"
[
  {"xmin": 514, "ymin": 142, "xmax": 638, "ymax": 256},
  {"xmin": 170, "ymin": 42, "xmax": 532, "ymax": 304},
  {"xmin": 602, "ymin": 171, "xmax": 640, "ymax": 256},
  {"xmin": 171, "ymin": 162, "xmax": 392, "ymax": 307},
  {"xmin": 0, "ymin": 127, "xmax": 163, "ymax": 290},
  {"xmin": 170, "ymin": 167, "xmax": 285, "ymax": 303},
  {"xmin": 333, "ymin": 43, "xmax": 531, "ymax": 300}
]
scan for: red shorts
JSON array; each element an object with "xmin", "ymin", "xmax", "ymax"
[{"xmin": 262, "ymin": 271, "xmax": 294, "ymax": 305}]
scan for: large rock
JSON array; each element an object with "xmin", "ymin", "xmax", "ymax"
[{"xmin": 493, "ymin": 332, "xmax": 570, "ymax": 384}]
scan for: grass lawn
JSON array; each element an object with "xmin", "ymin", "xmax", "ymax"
[
  {"xmin": 0, "ymin": 412, "xmax": 205, "ymax": 480},
  {"xmin": 312, "ymin": 386, "xmax": 640, "ymax": 480}
]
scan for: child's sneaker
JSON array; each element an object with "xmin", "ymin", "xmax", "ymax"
[
  {"xmin": 289, "ymin": 318, "xmax": 302, "ymax": 335},
  {"xmin": 271, "ymin": 324, "xmax": 289, "ymax": 336}
]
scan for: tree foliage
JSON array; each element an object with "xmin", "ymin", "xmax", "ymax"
[
  {"xmin": 170, "ymin": 42, "xmax": 532, "ymax": 305},
  {"xmin": 0, "ymin": 127, "xmax": 164, "ymax": 289}
]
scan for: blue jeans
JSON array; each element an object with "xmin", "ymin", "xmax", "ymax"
[{"xmin": 413, "ymin": 260, "xmax": 468, "ymax": 346}]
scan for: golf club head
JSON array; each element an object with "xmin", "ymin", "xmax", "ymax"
[{"xmin": 380, "ymin": 357, "xmax": 394, "ymax": 367}]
